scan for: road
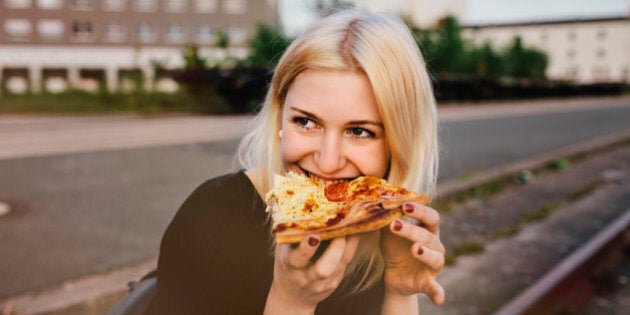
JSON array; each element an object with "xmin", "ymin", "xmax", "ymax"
[{"xmin": 0, "ymin": 97, "xmax": 629, "ymax": 299}]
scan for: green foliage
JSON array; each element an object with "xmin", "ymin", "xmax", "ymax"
[
  {"xmin": 246, "ymin": 23, "xmax": 292, "ymax": 68},
  {"xmin": 215, "ymin": 29, "xmax": 230, "ymax": 49},
  {"xmin": 414, "ymin": 15, "xmax": 548, "ymax": 80},
  {"xmin": 314, "ymin": 0, "xmax": 354, "ymax": 17},
  {"xmin": 183, "ymin": 44, "xmax": 207, "ymax": 70},
  {"xmin": 502, "ymin": 37, "xmax": 548, "ymax": 79}
]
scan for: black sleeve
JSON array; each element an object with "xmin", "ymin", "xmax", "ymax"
[{"xmin": 147, "ymin": 172, "xmax": 273, "ymax": 315}]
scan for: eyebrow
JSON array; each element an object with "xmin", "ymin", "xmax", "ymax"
[{"xmin": 290, "ymin": 106, "xmax": 384, "ymax": 128}]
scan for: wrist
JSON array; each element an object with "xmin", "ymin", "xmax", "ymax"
[
  {"xmin": 381, "ymin": 289, "xmax": 418, "ymax": 315},
  {"xmin": 264, "ymin": 283, "xmax": 316, "ymax": 315}
]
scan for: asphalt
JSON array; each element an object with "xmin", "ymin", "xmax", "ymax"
[{"xmin": 1, "ymin": 96, "xmax": 629, "ymax": 314}]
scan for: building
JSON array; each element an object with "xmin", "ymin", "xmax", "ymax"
[
  {"xmin": 0, "ymin": 0, "xmax": 278, "ymax": 94},
  {"xmin": 462, "ymin": 16, "xmax": 630, "ymax": 84},
  {"xmin": 355, "ymin": 0, "xmax": 629, "ymax": 84},
  {"xmin": 353, "ymin": 0, "xmax": 466, "ymax": 29}
]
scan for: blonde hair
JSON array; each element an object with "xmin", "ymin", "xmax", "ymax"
[{"xmin": 236, "ymin": 10, "xmax": 438, "ymax": 292}]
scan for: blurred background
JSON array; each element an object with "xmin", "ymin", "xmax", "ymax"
[{"xmin": 0, "ymin": 1, "xmax": 629, "ymax": 314}]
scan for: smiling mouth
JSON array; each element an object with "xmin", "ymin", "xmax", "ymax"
[{"xmin": 297, "ymin": 167, "xmax": 357, "ymax": 185}]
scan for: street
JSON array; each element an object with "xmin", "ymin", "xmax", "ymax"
[{"xmin": 0, "ymin": 97, "xmax": 629, "ymax": 300}]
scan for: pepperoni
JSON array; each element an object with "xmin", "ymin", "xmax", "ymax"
[
  {"xmin": 325, "ymin": 212, "xmax": 345, "ymax": 226},
  {"xmin": 324, "ymin": 181, "xmax": 349, "ymax": 202}
]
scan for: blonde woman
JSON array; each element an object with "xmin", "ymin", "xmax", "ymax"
[{"xmin": 148, "ymin": 10, "xmax": 444, "ymax": 314}]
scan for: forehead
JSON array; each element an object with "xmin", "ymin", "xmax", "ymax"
[{"xmin": 283, "ymin": 69, "xmax": 381, "ymax": 122}]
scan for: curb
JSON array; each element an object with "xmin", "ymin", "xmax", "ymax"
[
  {"xmin": 1, "ymin": 260, "xmax": 156, "ymax": 315},
  {"xmin": 2, "ymin": 129, "xmax": 629, "ymax": 315},
  {"xmin": 437, "ymin": 128, "xmax": 630, "ymax": 199}
]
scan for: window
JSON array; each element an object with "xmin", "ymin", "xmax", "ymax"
[
  {"xmin": 72, "ymin": 21, "xmax": 94, "ymax": 41},
  {"xmin": 36, "ymin": 0, "xmax": 62, "ymax": 9},
  {"xmin": 103, "ymin": 0, "xmax": 126, "ymax": 11},
  {"xmin": 194, "ymin": 0, "xmax": 217, "ymax": 12},
  {"xmin": 223, "ymin": 0, "xmax": 247, "ymax": 14},
  {"xmin": 592, "ymin": 66, "xmax": 609, "ymax": 81},
  {"xmin": 227, "ymin": 25, "xmax": 246, "ymax": 45},
  {"xmin": 164, "ymin": 0, "xmax": 186, "ymax": 12},
  {"xmin": 4, "ymin": 0, "xmax": 32, "ymax": 9},
  {"xmin": 195, "ymin": 24, "xmax": 216, "ymax": 43},
  {"xmin": 133, "ymin": 0, "xmax": 157, "ymax": 11},
  {"xmin": 71, "ymin": 0, "xmax": 96, "ymax": 10},
  {"xmin": 136, "ymin": 22, "xmax": 157, "ymax": 42},
  {"xmin": 37, "ymin": 19, "xmax": 64, "ymax": 39},
  {"xmin": 104, "ymin": 22, "xmax": 126, "ymax": 42},
  {"xmin": 164, "ymin": 22, "xmax": 186, "ymax": 42},
  {"xmin": 4, "ymin": 19, "xmax": 32, "ymax": 38},
  {"xmin": 565, "ymin": 66, "xmax": 579, "ymax": 80}
]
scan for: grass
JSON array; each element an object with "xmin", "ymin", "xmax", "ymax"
[{"xmin": 0, "ymin": 90, "xmax": 214, "ymax": 114}]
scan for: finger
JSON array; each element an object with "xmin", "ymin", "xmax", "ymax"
[
  {"xmin": 312, "ymin": 237, "xmax": 352, "ymax": 279},
  {"xmin": 390, "ymin": 219, "xmax": 439, "ymax": 248},
  {"xmin": 403, "ymin": 203, "xmax": 441, "ymax": 234},
  {"xmin": 426, "ymin": 280, "xmax": 446, "ymax": 306},
  {"xmin": 412, "ymin": 243, "xmax": 445, "ymax": 271},
  {"xmin": 282, "ymin": 234, "xmax": 321, "ymax": 269}
]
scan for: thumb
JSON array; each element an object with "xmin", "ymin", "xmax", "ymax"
[{"xmin": 426, "ymin": 280, "xmax": 445, "ymax": 306}]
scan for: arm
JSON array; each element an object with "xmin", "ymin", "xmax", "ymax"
[{"xmin": 381, "ymin": 291, "xmax": 419, "ymax": 315}]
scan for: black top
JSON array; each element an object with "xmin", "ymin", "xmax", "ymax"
[{"xmin": 147, "ymin": 171, "xmax": 384, "ymax": 314}]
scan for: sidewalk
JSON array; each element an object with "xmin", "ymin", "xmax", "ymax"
[{"xmin": 1, "ymin": 96, "xmax": 628, "ymax": 160}]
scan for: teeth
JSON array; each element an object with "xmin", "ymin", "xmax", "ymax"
[{"xmin": 308, "ymin": 173, "xmax": 345, "ymax": 185}]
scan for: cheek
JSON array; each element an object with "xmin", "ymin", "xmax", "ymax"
[
  {"xmin": 280, "ymin": 133, "xmax": 310, "ymax": 165},
  {"xmin": 347, "ymin": 143, "xmax": 389, "ymax": 177}
]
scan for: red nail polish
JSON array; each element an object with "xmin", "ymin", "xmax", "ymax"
[
  {"xmin": 404, "ymin": 203, "xmax": 414, "ymax": 213},
  {"xmin": 393, "ymin": 220, "xmax": 403, "ymax": 231},
  {"xmin": 308, "ymin": 237, "xmax": 319, "ymax": 247},
  {"xmin": 417, "ymin": 246, "xmax": 424, "ymax": 256}
]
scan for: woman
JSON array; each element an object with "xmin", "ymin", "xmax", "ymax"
[{"xmin": 148, "ymin": 10, "xmax": 444, "ymax": 314}]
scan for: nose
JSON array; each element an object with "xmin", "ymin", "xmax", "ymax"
[{"xmin": 314, "ymin": 133, "xmax": 346, "ymax": 174}]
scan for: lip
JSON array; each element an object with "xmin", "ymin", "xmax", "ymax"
[{"xmin": 297, "ymin": 167, "xmax": 357, "ymax": 183}]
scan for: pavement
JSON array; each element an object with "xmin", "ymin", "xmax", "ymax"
[{"xmin": 0, "ymin": 96, "xmax": 629, "ymax": 314}]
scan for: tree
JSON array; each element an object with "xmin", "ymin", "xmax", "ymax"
[
  {"xmin": 182, "ymin": 44, "xmax": 207, "ymax": 70},
  {"xmin": 246, "ymin": 23, "xmax": 292, "ymax": 68},
  {"xmin": 215, "ymin": 30, "xmax": 230, "ymax": 50},
  {"xmin": 313, "ymin": 0, "xmax": 354, "ymax": 17},
  {"xmin": 502, "ymin": 37, "xmax": 548, "ymax": 80}
]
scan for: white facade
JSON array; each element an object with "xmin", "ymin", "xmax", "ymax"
[
  {"xmin": 462, "ymin": 17, "xmax": 630, "ymax": 83},
  {"xmin": 353, "ymin": 0, "xmax": 467, "ymax": 28}
]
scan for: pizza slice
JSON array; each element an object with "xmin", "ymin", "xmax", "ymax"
[{"xmin": 265, "ymin": 172, "xmax": 430, "ymax": 244}]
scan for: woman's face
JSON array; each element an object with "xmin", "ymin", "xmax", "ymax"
[{"xmin": 280, "ymin": 69, "xmax": 389, "ymax": 183}]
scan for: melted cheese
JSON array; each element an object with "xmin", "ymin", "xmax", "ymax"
[{"xmin": 265, "ymin": 172, "xmax": 339, "ymax": 224}]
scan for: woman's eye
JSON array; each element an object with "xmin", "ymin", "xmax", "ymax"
[
  {"xmin": 293, "ymin": 116, "xmax": 316, "ymax": 129},
  {"xmin": 347, "ymin": 127, "xmax": 375, "ymax": 138}
]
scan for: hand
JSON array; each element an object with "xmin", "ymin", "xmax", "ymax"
[
  {"xmin": 265, "ymin": 234, "xmax": 361, "ymax": 314},
  {"xmin": 380, "ymin": 202, "xmax": 446, "ymax": 305}
]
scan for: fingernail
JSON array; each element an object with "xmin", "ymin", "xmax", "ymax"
[
  {"xmin": 393, "ymin": 220, "xmax": 403, "ymax": 231},
  {"xmin": 404, "ymin": 203, "xmax": 414, "ymax": 213},
  {"xmin": 308, "ymin": 237, "xmax": 319, "ymax": 247},
  {"xmin": 417, "ymin": 246, "xmax": 424, "ymax": 256}
]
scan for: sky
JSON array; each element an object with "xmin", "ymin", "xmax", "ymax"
[{"xmin": 280, "ymin": 0, "xmax": 629, "ymax": 35}]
